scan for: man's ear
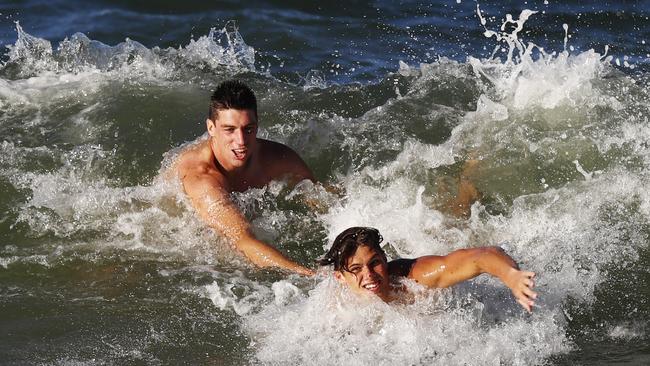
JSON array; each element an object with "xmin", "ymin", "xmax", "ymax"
[
  {"xmin": 206, "ymin": 118, "xmax": 216, "ymax": 136},
  {"xmin": 333, "ymin": 271, "xmax": 345, "ymax": 283}
]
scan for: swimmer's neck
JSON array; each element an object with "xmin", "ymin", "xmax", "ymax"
[{"xmin": 208, "ymin": 146, "xmax": 270, "ymax": 193}]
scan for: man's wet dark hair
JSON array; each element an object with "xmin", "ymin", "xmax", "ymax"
[
  {"xmin": 209, "ymin": 80, "xmax": 257, "ymax": 121},
  {"xmin": 317, "ymin": 227, "xmax": 387, "ymax": 272}
]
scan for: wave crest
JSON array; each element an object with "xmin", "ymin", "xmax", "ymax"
[{"xmin": 1, "ymin": 20, "xmax": 256, "ymax": 79}]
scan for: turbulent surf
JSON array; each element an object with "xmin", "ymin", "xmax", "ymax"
[{"xmin": 1, "ymin": 1, "xmax": 648, "ymax": 365}]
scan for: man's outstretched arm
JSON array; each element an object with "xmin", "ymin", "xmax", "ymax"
[
  {"xmin": 182, "ymin": 169, "xmax": 313, "ymax": 275},
  {"xmin": 407, "ymin": 247, "xmax": 537, "ymax": 312}
]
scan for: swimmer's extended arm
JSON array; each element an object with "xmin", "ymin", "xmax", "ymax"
[
  {"xmin": 407, "ymin": 247, "xmax": 537, "ymax": 312},
  {"xmin": 182, "ymin": 170, "xmax": 314, "ymax": 276}
]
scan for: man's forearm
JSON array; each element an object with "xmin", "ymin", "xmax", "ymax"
[{"xmin": 235, "ymin": 236, "xmax": 313, "ymax": 275}]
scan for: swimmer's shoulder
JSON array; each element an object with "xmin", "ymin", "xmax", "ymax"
[
  {"xmin": 258, "ymin": 139, "xmax": 315, "ymax": 182},
  {"xmin": 175, "ymin": 140, "xmax": 224, "ymax": 182},
  {"xmin": 258, "ymin": 138, "xmax": 300, "ymax": 160}
]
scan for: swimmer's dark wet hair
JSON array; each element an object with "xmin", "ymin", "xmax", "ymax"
[
  {"xmin": 209, "ymin": 80, "xmax": 257, "ymax": 121},
  {"xmin": 317, "ymin": 227, "xmax": 387, "ymax": 272}
]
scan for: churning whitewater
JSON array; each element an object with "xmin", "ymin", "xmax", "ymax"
[{"xmin": 1, "ymin": 2, "xmax": 649, "ymax": 365}]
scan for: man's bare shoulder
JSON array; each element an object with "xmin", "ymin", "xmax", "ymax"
[
  {"xmin": 173, "ymin": 140, "xmax": 228, "ymax": 190},
  {"xmin": 258, "ymin": 139, "xmax": 301, "ymax": 159},
  {"xmin": 258, "ymin": 139, "xmax": 315, "ymax": 182},
  {"xmin": 174, "ymin": 140, "xmax": 211, "ymax": 174}
]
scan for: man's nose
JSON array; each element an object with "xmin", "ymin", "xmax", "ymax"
[{"xmin": 234, "ymin": 129, "xmax": 245, "ymax": 145}]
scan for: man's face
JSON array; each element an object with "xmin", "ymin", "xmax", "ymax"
[
  {"xmin": 207, "ymin": 108, "xmax": 258, "ymax": 171},
  {"xmin": 335, "ymin": 245, "xmax": 391, "ymax": 301}
]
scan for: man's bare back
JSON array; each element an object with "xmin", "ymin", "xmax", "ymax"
[{"xmin": 171, "ymin": 80, "xmax": 314, "ymax": 275}]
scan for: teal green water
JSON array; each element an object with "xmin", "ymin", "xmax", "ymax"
[{"xmin": 1, "ymin": 2, "xmax": 650, "ymax": 364}]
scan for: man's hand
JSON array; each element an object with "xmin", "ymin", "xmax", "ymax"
[{"xmin": 504, "ymin": 268, "xmax": 537, "ymax": 312}]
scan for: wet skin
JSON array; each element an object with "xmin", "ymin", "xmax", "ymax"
[
  {"xmin": 172, "ymin": 108, "xmax": 315, "ymax": 275},
  {"xmin": 334, "ymin": 245, "xmax": 537, "ymax": 312},
  {"xmin": 207, "ymin": 108, "xmax": 259, "ymax": 173},
  {"xmin": 334, "ymin": 245, "xmax": 392, "ymax": 302}
]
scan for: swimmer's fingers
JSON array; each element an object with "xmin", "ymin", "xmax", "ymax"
[
  {"xmin": 513, "ymin": 288, "xmax": 535, "ymax": 313},
  {"xmin": 517, "ymin": 271, "xmax": 536, "ymax": 294},
  {"xmin": 522, "ymin": 271, "xmax": 536, "ymax": 282},
  {"xmin": 517, "ymin": 298, "xmax": 533, "ymax": 313},
  {"xmin": 522, "ymin": 272, "xmax": 538, "ymax": 301},
  {"xmin": 510, "ymin": 270, "xmax": 537, "ymax": 313},
  {"xmin": 522, "ymin": 285, "xmax": 537, "ymax": 300},
  {"xmin": 521, "ymin": 276, "xmax": 537, "ymax": 298}
]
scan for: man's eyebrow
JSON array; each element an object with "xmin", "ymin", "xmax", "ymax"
[{"xmin": 220, "ymin": 122, "xmax": 257, "ymax": 128}]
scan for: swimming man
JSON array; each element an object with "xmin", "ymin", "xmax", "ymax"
[
  {"xmin": 318, "ymin": 227, "xmax": 537, "ymax": 312},
  {"xmin": 172, "ymin": 80, "xmax": 315, "ymax": 275}
]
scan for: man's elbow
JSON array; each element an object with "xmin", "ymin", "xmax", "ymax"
[{"xmin": 483, "ymin": 246, "xmax": 519, "ymax": 270}]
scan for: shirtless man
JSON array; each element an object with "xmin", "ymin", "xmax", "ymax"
[
  {"xmin": 173, "ymin": 80, "xmax": 315, "ymax": 275},
  {"xmin": 318, "ymin": 227, "xmax": 537, "ymax": 312}
]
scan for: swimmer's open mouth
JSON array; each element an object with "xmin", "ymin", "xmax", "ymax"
[
  {"xmin": 362, "ymin": 282, "xmax": 380, "ymax": 292},
  {"xmin": 232, "ymin": 148, "xmax": 247, "ymax": 160}
]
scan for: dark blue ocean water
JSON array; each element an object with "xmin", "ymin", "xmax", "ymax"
[
  {"xmin": 2, "ymin": 0, "xmax": 648, "ymax": 83},
  {"xmin": 1, "ymin": 1, "xmax": 649, "ymax": 365}
]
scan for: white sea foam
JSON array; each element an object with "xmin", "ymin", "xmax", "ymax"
[
  {"xmin": 200, "ymin": 274, "xmax": 306, "ymax": 317},
  {"xmin": 2, "ymin": 20, "xmax": 255, "ymax": 81},
  {"xmin": 202, "ymin": 273, "xmax": 274, "ymax": 316},
  {"xmin": 608, "ymin": 323, "xmax": 645, "ymax": 340},
  {"xmin": 300, "ymin": 70, "xmax": 329, "ymax": 90},
  {"xmin": 477, "ymin": 170, "xmax": 647, "ymax": 305},
  {"xmin": 0, "ymin": 254, "xmax": 50, "ymax": 268},
  {"xmin": 320, "ymin": 175, "xmax": 468, "ymax": 258},
  {"xmin": 174, "ymin": 20, "xmax": 256, "ymax": 73},
  {"xmin": 238, "ymin": 10, "xmax": 650, "ymax": 365},
  {"xmin": 469, "ymin": 6, "xmax": 619, "ymax": 112},
  {"xmin": 2, "ymin": 142, "xmax": 222, "ymax": 264},
  {"xmin": 246, "ymin": 275, "xmax": 569, "ymax": 365},
  {"xmin": 2, "ymin": 9, "xmax": 649, "ymax": 365},
  {"xmin": 469, "ymin": 48, "xmax": 616, "ymax": 111}
]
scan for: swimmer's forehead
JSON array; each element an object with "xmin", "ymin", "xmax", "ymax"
[
  {"xmin": 214, "ymin": 109, "xmax": 258, "ymax": 125},
  {"xmin": 346, "ymin": 245, "xmax": 385, "ymax": 267}
]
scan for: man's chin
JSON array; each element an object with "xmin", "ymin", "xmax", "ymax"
[{"xmin": 229, "ymin": 156, "xmax": 249, "ymax": 167}]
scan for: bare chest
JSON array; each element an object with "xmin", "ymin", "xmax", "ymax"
[{"xmin": 227, "ymin": 170, "xmax": 275, "ymax": 192}]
